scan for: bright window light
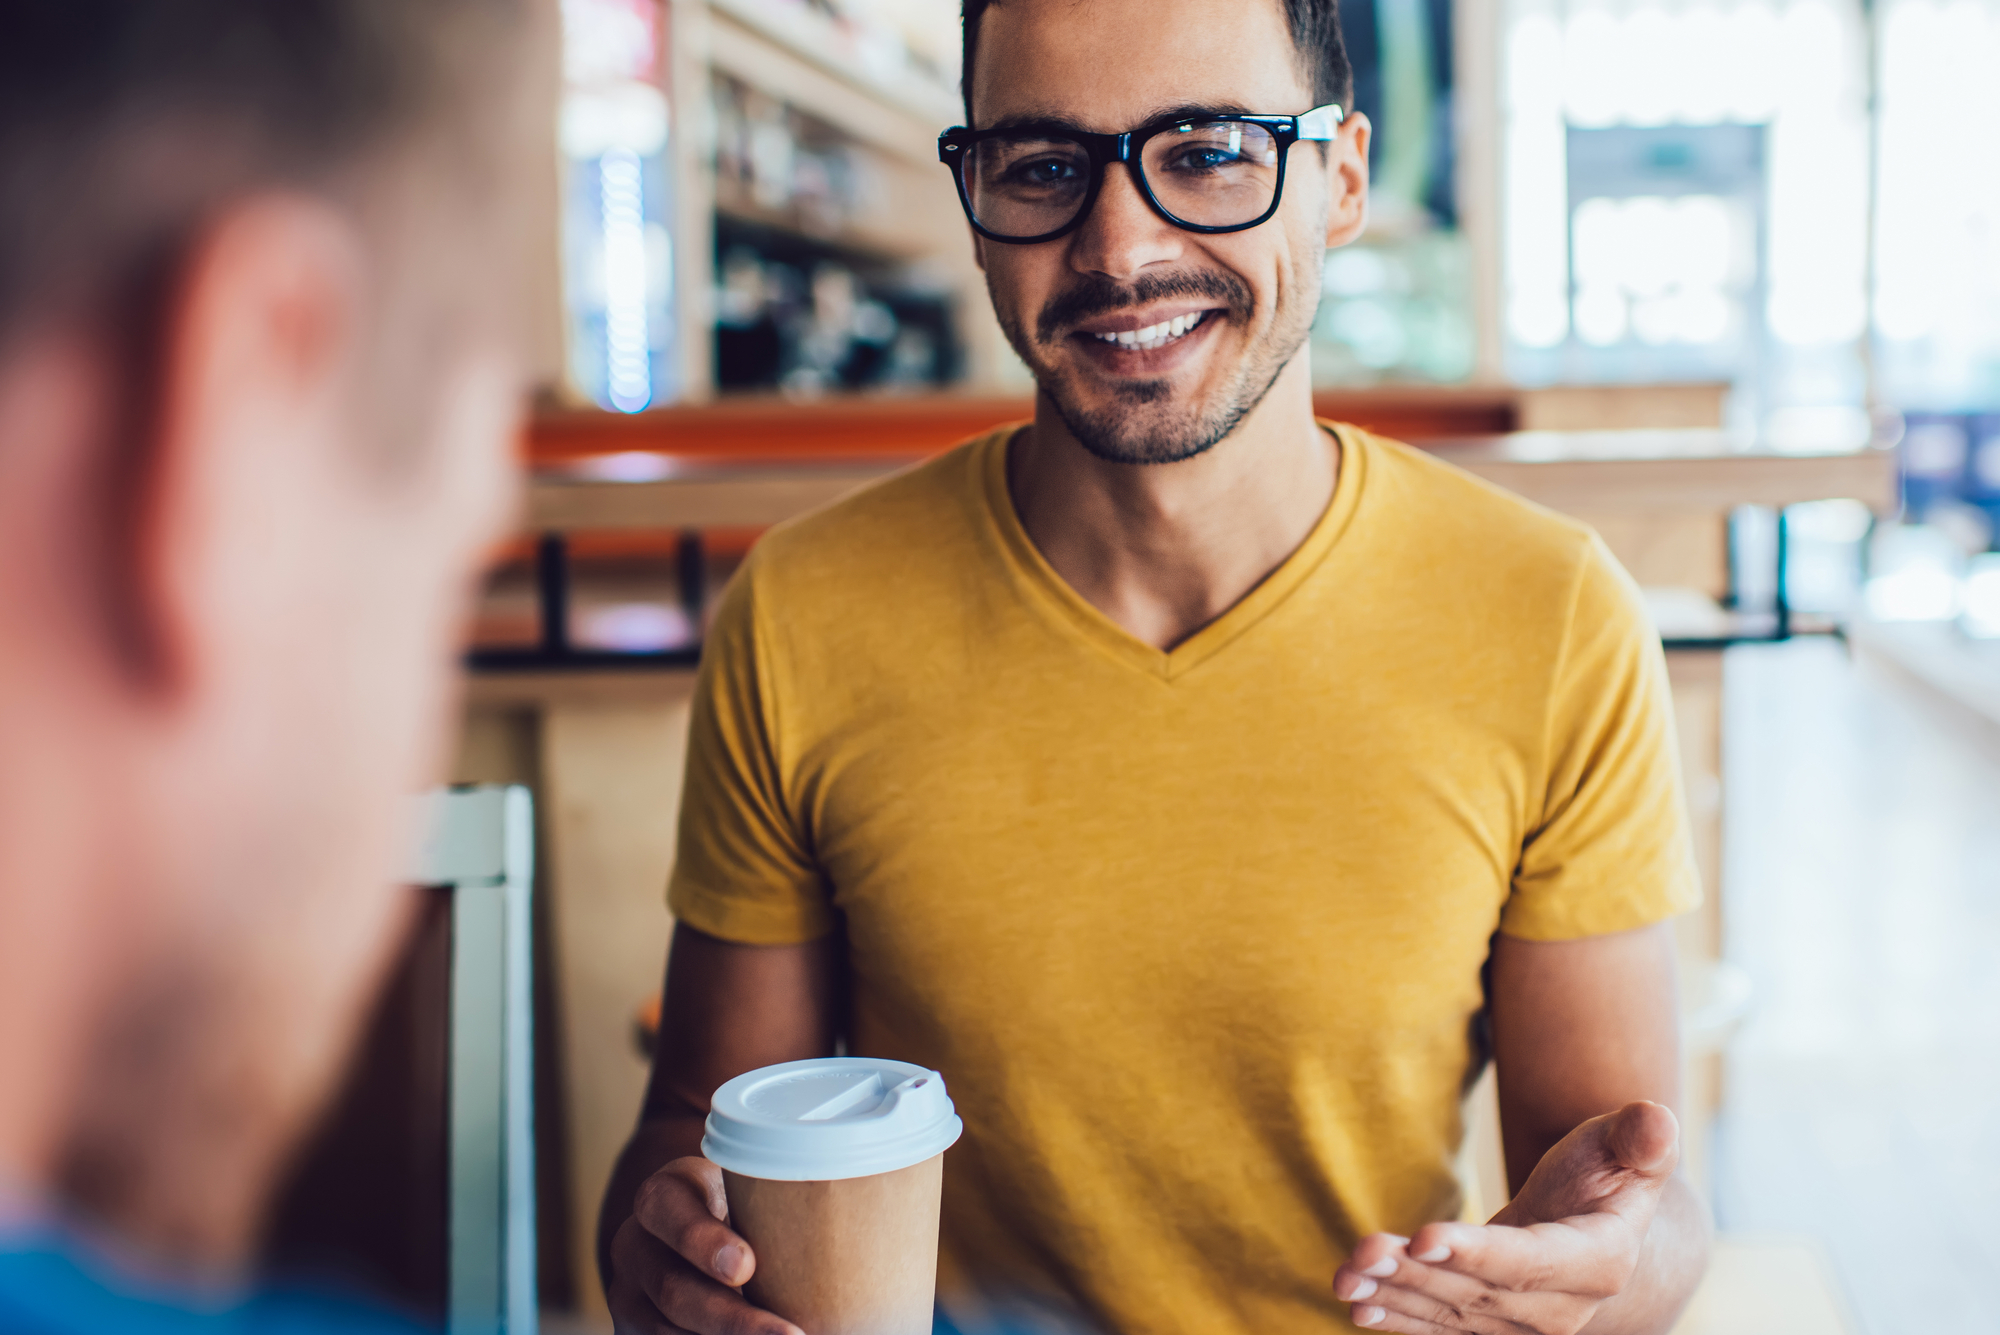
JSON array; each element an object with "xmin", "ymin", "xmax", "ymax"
[
  {"xmin": 1866, "ymin": 524, "xmax": 1963, "ymax": 622},
  {"xmin": 1502, "ymin": 0, "xmax": 1870, "ymax": 408},
  {"xmin": 1963, "ymin": 554, "xmax": 2000, "ymax": 639},
  {"xmin": 1873, "ymin": 0, "xmax": 2000, "ymax": 405}
]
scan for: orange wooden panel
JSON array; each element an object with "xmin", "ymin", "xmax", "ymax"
[
  {"xmin": 530, "ymin": 396, "xmax": 1034, "ymax": 462},
  {"xmin": 524, "ymin": 387, "xmax": 1521, "ymax": 467}
]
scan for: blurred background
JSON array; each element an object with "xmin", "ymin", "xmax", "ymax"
[{"xmin": 274, "ymin": 2, "xmax": 2000, "ymax": 1332}]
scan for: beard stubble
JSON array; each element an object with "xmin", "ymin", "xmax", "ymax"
[{"xmin": 993, "ymin": 264, "xmax": 1317, "ymax": 465}]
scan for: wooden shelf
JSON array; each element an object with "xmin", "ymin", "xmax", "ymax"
[
  {"xmin": 525, "ymin": 388, "xmax": 1530, "ymax": 465},
  {"xmin": 530, "ymin": 394, "xmax": 1034, "ymax": 461},
  {"xmin": 712, "ymin": 177, "xmax": 930, "ymax": 263},
  {"xmin": 705, "ymin": 2, "xmax": 950, "ymax": 167},
  {"xmin": 708, "ymin": 0, "xmax": 959, "ymax": 129},
  {"xmin": 523, "ymin": 408, "xmax": 1898, "ymax": 534},
  {"xmin": 708, "ymin": 0, "xmax": 956, "ymax": 126},
  {"xmin": 1423, "ymin": 430, "xmax": 1900, "ymax": 515}
]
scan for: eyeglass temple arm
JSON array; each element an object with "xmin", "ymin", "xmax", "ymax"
[{"xmin": 1297, "ymin": 104, "xmax": 1346, "ymax": 141}]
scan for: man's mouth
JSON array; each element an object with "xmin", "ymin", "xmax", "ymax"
[{"xmin": 1084, "ymin": 309, "xmax": 1212, "ymax": 353}]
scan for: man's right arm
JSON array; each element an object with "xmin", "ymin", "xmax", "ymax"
[{"xmin": 598, "ymin": 922, "xmax": 844, "ymax": 1335}]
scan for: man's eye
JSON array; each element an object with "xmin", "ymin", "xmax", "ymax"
[
  {"xmin": 1168, "ymin": 147, "xmax": 1240, "ymax": 172},
  {"xmin": 1004, "ymin": 157, "xmax": 1082, "ymax": 187}
]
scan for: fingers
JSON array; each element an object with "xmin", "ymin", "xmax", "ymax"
[
  {"xmin": 611, "ymin": 1159, "xmax": 802, "ymax": 1335},
  {"xmin": 1336, "ymin": 1230, "xmax": 1583, "ymax": 1335},
  {"xmin": 1351, "ymin": 1281, "xmax": 1540, "ymax": 1335},
  {"xmin": 1336, "ymin": 1220, "xmax": 1638, "ymax": 1335},
  {"xmin": 1347, "ymin": 1285, "xmax": 1533, "ymax": 1335},
  {"xmin": 1334, "ymin": 1231, "xmax": 1410, "ymax": 1289},
  {"xmin": 633, "ymin": 1158, "xmax": 755, "ymax": 1287},
  {"xmin": 1349, "ymin": 1242, "xmax": 1600, "ymax": 1335},
  {"xmin": 1605, "ymin": 1101, "xmax": 1679, "ymax": 1178},
  {"xmin": 1407, "ymin": 1218, "xmax": 1639, "ymax": 1297},
  {"xmin": 609, "ymin": 1218, "xmax": 803, "ymax": 1335},
  {"xmin": 606, "ymin": 1272, "xmax": 694, "ymax": 1335}
]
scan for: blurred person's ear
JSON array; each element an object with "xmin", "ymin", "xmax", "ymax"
[{"xmin": 141, "ymin": 196, "xmax": 369, "ymax": 695}]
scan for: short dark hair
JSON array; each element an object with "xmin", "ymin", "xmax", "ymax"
[
  {"xmin": 0, "ymin": 0, "xmax": 522, "ymax": 339},
  {"xmin": 959, "ymin": 0, "xmax": 1353, "ymax": 124}
]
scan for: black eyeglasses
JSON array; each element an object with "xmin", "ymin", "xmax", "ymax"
[{"xmin": 938, "ymin": 104, "xmax": 1344, "ymax": 245}]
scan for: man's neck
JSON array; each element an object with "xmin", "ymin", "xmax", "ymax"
[{"xmin": 1007, "ymin": 356, "xmax": 1338, "ymax": 652}]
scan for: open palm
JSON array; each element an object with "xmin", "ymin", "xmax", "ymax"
[{"xmin": 1332, "ymin": 1102, "xmax": 1681, "ymax": 1335}]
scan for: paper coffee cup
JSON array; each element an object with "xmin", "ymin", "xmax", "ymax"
[{"xmin": 703, "ymin": 1058, "xmax": 964, "ymax": 1335}]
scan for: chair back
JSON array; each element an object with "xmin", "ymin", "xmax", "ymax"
[{"xmin": 412, "ymin": 785, "xmax": 539, "ymax": 1335}]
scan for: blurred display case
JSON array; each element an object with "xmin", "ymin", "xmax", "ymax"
[{"xmin": 554, "ymin": 0, "xmax": 1020, "ymax": 409}]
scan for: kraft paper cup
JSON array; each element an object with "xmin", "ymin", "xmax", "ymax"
[{"xmin": 703, "ymin": 1058, "xmax": 964, "ymax": 1335}]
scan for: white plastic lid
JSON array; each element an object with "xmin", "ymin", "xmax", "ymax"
[{"xmin": 701, "ymin": 1058, "xmax": 964, "ymax": 1182}]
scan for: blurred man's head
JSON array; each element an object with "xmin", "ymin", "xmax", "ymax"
[
  {"xmin": 958, "ymin": 0, "xmax": 1369, "ymax": 464},
  {"xmin": 0, "ymin": 0, "xmax": 541, "ymax": 1267}
]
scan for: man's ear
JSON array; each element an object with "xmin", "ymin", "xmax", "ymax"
[
  {"xmin": 1324, "ymin": 112, "xmax": 1372, "ymax": 249},
  {"xmin": 140, "ymin": 196, "xmax": 368, "ymax": 696}
]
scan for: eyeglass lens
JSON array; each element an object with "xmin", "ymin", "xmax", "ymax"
[{"xmin": 962, "ymin": 119, "xmax": 1283, "ymax": 238}]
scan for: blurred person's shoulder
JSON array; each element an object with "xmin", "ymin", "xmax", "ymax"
[{"xmin": 0, "ymin": 1231, "xmax": 431, "ymax": 1335}]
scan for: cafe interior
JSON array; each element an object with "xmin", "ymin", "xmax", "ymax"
[{"xmin": 256, "ymin": 1, "xmax": 2000, "ymax": 1332}]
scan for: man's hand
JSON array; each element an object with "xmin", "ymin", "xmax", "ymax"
[
  {"xmin": 1331, "ymin": 1101, "xmax": 1681, "ymax": 1335},
  {"xmin": 606, "ymin": 1156, "xmax": 803, "ymax": 1335}
]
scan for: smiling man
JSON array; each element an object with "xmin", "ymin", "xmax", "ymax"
[{"xmin": 600, "ymin": 2, "xmax": 1710, "ymax": 1334}]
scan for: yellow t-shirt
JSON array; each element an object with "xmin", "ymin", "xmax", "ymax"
[{"xmin": 668, "ymin": 423, "xmax": 1698, "ymax": 1335}]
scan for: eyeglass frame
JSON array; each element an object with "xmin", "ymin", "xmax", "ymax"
[{"xmin": 937, "ymin": 103, "xmax": 1346, "ymax": 246}]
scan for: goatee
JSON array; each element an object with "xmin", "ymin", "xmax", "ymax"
[{"xmin": 995, "ymin": 268, "xmax": 1305, "ymax": 466}]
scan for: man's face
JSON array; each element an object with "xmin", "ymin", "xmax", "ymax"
[{"xmin": 970, "ymin": 0, "xmax": 1366, "ymax": 464}]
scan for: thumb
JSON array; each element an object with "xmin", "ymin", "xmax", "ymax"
[
  {"xmin": 1498, "ymin": 1101, "xmax": 1680, "ymax": 1228},
  {"xmin": 1606, "ymin": 1101, "xmax": 1680, "ymax": 1179}
]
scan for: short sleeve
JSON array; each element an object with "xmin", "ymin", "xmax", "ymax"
[
  {"xmin": 666, "ymin": 560, "xmax": 835, "ymax": 944},
  {"xmin": 1502, "ymin": 533, "xmax": 1702, "ymax": 940}
]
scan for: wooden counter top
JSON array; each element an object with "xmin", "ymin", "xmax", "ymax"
[
  {"xmin": 1419, "ymin": 429, "xmax": 1900, "ymax": 515},
  {"xmin": 526, "ymin": 387, "xmax": 1525, "ymax": 464},
  {"xmin": 523, "ymin": 428, "xmax": 1899, "ymax": 533}
]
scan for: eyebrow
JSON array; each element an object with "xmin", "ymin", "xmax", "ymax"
[{"xmin": 975, "ymin": 102, "xmax": 1261, "ymax": 135}]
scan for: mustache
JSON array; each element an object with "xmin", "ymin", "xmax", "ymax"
[{"xmin": 1035, "ymin": 270, "xmax": 1254, "ymax": 344}]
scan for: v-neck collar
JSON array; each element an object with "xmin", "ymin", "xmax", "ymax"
[{"xmin": 975, "ymin": 420, "xmax": 1367, "ymax": 682}]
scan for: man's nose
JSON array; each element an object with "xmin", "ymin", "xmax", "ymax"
[{"xmin": 1066, "ymin": 158, "xmax": 1184, "ymax": 281}]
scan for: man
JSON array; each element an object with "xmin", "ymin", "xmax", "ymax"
[
  {"xmin": 0, "ymin": 1, "xmax": 537, "ymax": 1329},
  {"xmin": 602, "ymin": 1, "xmax": 1709, "ymax": 1332}
]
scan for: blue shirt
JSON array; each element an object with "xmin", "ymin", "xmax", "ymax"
[{"xmin": 0, "ymin": 1232, "xmax": 430, "ymax": 1335}]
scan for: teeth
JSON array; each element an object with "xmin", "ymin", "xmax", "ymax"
[{"xmin": 1092, "ymin": 310, "xmax": 1207, "ymax": 351}]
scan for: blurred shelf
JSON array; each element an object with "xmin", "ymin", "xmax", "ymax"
[
  {"xmin": 1423, "ymin": 431, "xmax": 1899, "ymax": 516},
  {"xmin": 530, "ymin": 394, "xmax": 1034, "ymax": 461},
  {"xmin": 522, "ymin": 416, "xmax": 1899, "ymax": 534},
  {"xmin": 1316, "ymin": 384, "xmax": 1519, "ymax": 440},
  {"xmin": 713, "ymin": 177, "xmax": 929, "ymax": 262},
  {"xmin": 527, "ymin": 388, "xmax": 1532, "ymax": 465},
  {"xmin": 706, "ymin": 0, "xmax": 954, "ymax": 163}
]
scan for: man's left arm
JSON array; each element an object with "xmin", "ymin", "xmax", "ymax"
[{"xmin": 1333, "ymin": 921, "xmax": 1710, "ymax": 1335}]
